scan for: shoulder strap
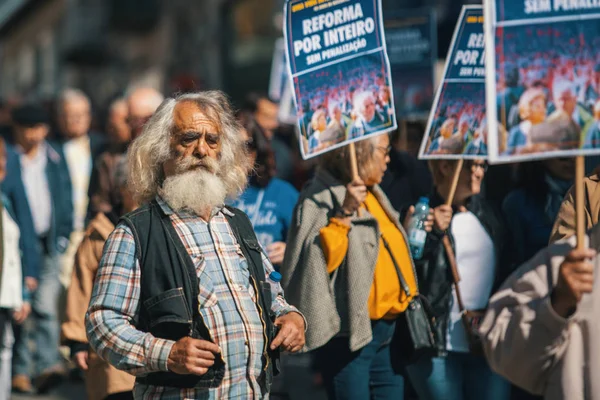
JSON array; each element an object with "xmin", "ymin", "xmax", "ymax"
[{"xmin": 381, "ymin": 235, "xmax": 411, "ymax": 297}]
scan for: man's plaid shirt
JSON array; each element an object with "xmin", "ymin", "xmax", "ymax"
[{"xmin": 86, "ymin": 197, "xmax": 301, "ymax": 399}]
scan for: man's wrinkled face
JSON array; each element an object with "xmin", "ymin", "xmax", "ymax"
[{"xmin": 163, "ymin": 101, "xmax": 222, "ymax": 177}]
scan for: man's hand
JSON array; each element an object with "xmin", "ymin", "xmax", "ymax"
[
  {"xmin": 551, "ymin": 248, "xmax": 597, "ymax": 318},
  {"xmin": 73, "ymin": 351, "xmax": 89, "ymax": 371},
  {"xmin": 25, "ymin": 277, "xmax": 38, "ymax": 292},
  {"xmin": 267, "ymin": 242, "xmax": 286, "ymax": 265},
  {"xmin": 13, "ymin": 302, "xmax": 31, "ymax": 324},
  {"xmin": 271, "ymin": 312, "xmax": 305, "ymax": 353},
  {"xmin": 167, "ymin": 337, "xmax": 221, "ymax": 376},
  {"xmin": 433, "ymin": 205, "xmax": 453, "ymax": 232}
]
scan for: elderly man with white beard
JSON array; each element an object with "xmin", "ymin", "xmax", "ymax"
[{"xmin": 85, "ymin": 91, "xmax": 306, "ymax": 400}]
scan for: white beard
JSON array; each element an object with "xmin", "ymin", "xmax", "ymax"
[{"xmin": 159, "ymin": 169, "xmax": 227, "ymax": 215}]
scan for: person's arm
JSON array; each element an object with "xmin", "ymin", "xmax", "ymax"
[
  {"xmin": 62, "ymin": 234, "xmax": 99, "ymax": 351},
  {"xmin": 58, "ymin": 153, "xmax": 74, "ymax": 249},
  {"xmin": 87, "ymin": 155, "xmax": 115, "ymax": 218},
  {"xmin": 7, "ymin": 166, "xmax": 41, "ymax": 281},
  {"xmin": 479, "ymin": 245, "xmax": 574, "ymax": 395},
  {"xmin": 85, "ymin": 224, "xmax": 175, "ymax": 376},
  {"xmin": 319, "ymin": 218, "xmax": 350, "ymax": 274},
  {"xmin": 261, "ymin": 252, "xmax": 303, "ymax": 320}
]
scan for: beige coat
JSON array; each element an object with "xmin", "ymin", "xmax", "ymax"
[
  {"xmin": 61, "ymin": 213, "xmax": 135, "ymax": 400},
  {"xmin": 480, "ymin": 224, "xmax": 600, "ymax": 400},
  {"xmin": 550, "ymin": 173, "xmax": 600, "ymax": 243}
]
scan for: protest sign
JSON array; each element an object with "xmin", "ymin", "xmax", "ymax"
[
  {"xmin": 419, "ymin": 6, "xmax": 487, "ymax": 160},
  {"xmin": 269, "ymin": 38, "xmax": 290, "ymax": 102},
  {"xmin": 384, "ymin": 7, "xmax": 437, "ymax": 120},
  {"xmin": 284, "ymin": 0, "xmax": 397, "ymax": 159},
  {"xmin": 485, "ymin": 0, "xmax": 600, "ymax": 163}
]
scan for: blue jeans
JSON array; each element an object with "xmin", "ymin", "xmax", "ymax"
[
  {"xmin": 314, "ymin": 319, "xmax": 404, "ymax": 400},
  {"xmin": 13, "ymin": 255, "xmax": 62, "ymax": 377},
  {"xmin": 406, "ymin": 351, "xmax": 510, "ymax": 400}
]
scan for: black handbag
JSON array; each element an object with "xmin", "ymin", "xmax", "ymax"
[{"xmin": 382, "ymin": 237, "xmax": 437, "ymax": 363}]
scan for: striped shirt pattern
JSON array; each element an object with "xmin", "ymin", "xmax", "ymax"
[{"xmin": 86, "ymin": 197, "xmax": 298, "ymax": 399}]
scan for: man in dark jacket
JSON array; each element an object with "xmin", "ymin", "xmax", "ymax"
[{"xmin": 8, "ymin": 103, "xmax": 73, "ymax": 393}]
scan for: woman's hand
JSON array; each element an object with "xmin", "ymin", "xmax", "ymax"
[
  {"xmin": 341, "ymin": 178, "xmax": 367, "ymax": 216},
  {"xmin": 403, "ymin": 207, "xmax": 434, "ymax": 232},
  {"xmin": 433, "ymin": 205, "xmax": 453, "ymax": 232}
]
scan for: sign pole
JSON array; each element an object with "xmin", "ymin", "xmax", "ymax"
[
  {"xmin": 443, "ymin": 159, "xmax": 464, "ymax": 283},
  {"xmin": 576, "ymin": 155, "xmax": 586, "ymax": 250},
  {"xmin": 446, "ymin": 159, "xmax": 464, "ymax": 207}
]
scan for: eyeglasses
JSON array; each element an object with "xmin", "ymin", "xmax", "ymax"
[
  {"xmin": 466, "ymin": 160, "xmax": 488, "ymax": 173},
  {"xmin": 376, "ymin": 145, "xmax": 392, "ymax": 157}
]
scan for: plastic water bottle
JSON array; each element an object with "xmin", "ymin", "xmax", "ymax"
[
  {"xmin": 408, "ymin": 197, "xmax": 430, "ymax": 260},
  {"xmin": 268, "ymin": 271, "xmax": 282, "ymax": 300}
]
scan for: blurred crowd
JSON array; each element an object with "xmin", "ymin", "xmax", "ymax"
[{"xmin": 0, "ymin": 81, "xmax": 596, "ymax": 400}]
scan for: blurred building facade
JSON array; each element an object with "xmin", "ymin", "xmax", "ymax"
[{"xmin": 0, "ymin": 0, "xmax": 478, "ymax": 108}]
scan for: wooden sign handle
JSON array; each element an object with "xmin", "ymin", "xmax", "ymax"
[
  {"xmin": 575, "ymin": 155, "xmax": 586, "ymax": 250},
  {"xmin": 348, "ymin": 142, "xmax": 363, "ymax": 217},
  {"xmin": 446, "ymin": 159, "xmax": 464, "ymax": 207}
]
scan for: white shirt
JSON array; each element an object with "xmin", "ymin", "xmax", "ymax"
[
  {"xmin": 64, "ymin": 135, "xmax": 92, "ymax": 232},
  {"xmin": 0, "ymin": 208, "xmax": 23, "ymax": 309},
  {"xmin": 20, "ymin": 143, "xmax": 52, "ymax": 236},
  {"xmin": 446, "ymin": 211, "xmax": 496, "ymax": 353}
]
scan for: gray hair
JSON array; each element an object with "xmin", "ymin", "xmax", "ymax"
[
  {"xmin": 127, "ymin": 90, "xmax": 251, "ymax": 204},
  {"xmin": 317, "ymin": 135, "xmax": 379, "ymax": 184},
  {"xmin": 57, "ymin": 88, "xmax": 91, "ymax": 113}
]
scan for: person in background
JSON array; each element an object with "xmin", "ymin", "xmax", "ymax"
[
  {"xmin": 9, "ymin": 103, "xmax": 73, "ymax": 394},
  {"xmin": 87, "ymin": 88, "xmax": 164, "ymax": 220},
  {"xmin": 503, "ymin": 159, "xmax": 574, "ymax": 266},
  {"xmin": 55, "ymin": 89, "xmax": 106, "ymax": 306},
  {"xmin": 501, "ymin": 158, "xmax": 574, "ymax": 400},
  {"xmin": 62, "ymin": 159, "xmax": 135, "ymax": 400},
  {"xmin": 380, "ymin": 124, "xmax": 433, "ymax": 217},
  {"xmin": 0, "ymin": 136, "xmax": 34, "ymax": 400},
  {"xmin": 405, "ymin": 159, "xmax": 510, "ymax": 400},
  {"xmin": 244, "ymin": 93, "xmax": 295, "ymax": 184},
  {"xmin": 282, "ymin": 135, "xmax": 431, "ymax": 399},
  {"xmin": 479, "ymin": 226, "xmax": 600, "ymax": 399},
  {"xmin": 230, "ymin": 114, "xmax": 298, "ymax": 270}
]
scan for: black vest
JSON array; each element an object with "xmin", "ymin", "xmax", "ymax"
[{"xmin": 121, "ymin": 201, "xmax": 279, "ymax": 390}]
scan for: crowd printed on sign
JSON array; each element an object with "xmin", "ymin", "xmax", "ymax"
[
  {"xmin": 284, "ymin": 0, "xmax": 397, "ymax": 159},
  {"xmin": 419, "ymin": 6, "xmax": 488, "ymax": 160},
  {"xmin": 485, "ymin": 0, "xmax": 600, "ymax": 163}
]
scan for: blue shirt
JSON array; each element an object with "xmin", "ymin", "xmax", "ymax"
[{"xmin": 230, "ymin": 178, "xmax": 299, "ymax": 249}]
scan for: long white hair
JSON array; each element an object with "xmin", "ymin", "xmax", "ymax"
[{"xmin": 127, "ymin": 91, "xmax": 250, "ymax": 205}]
